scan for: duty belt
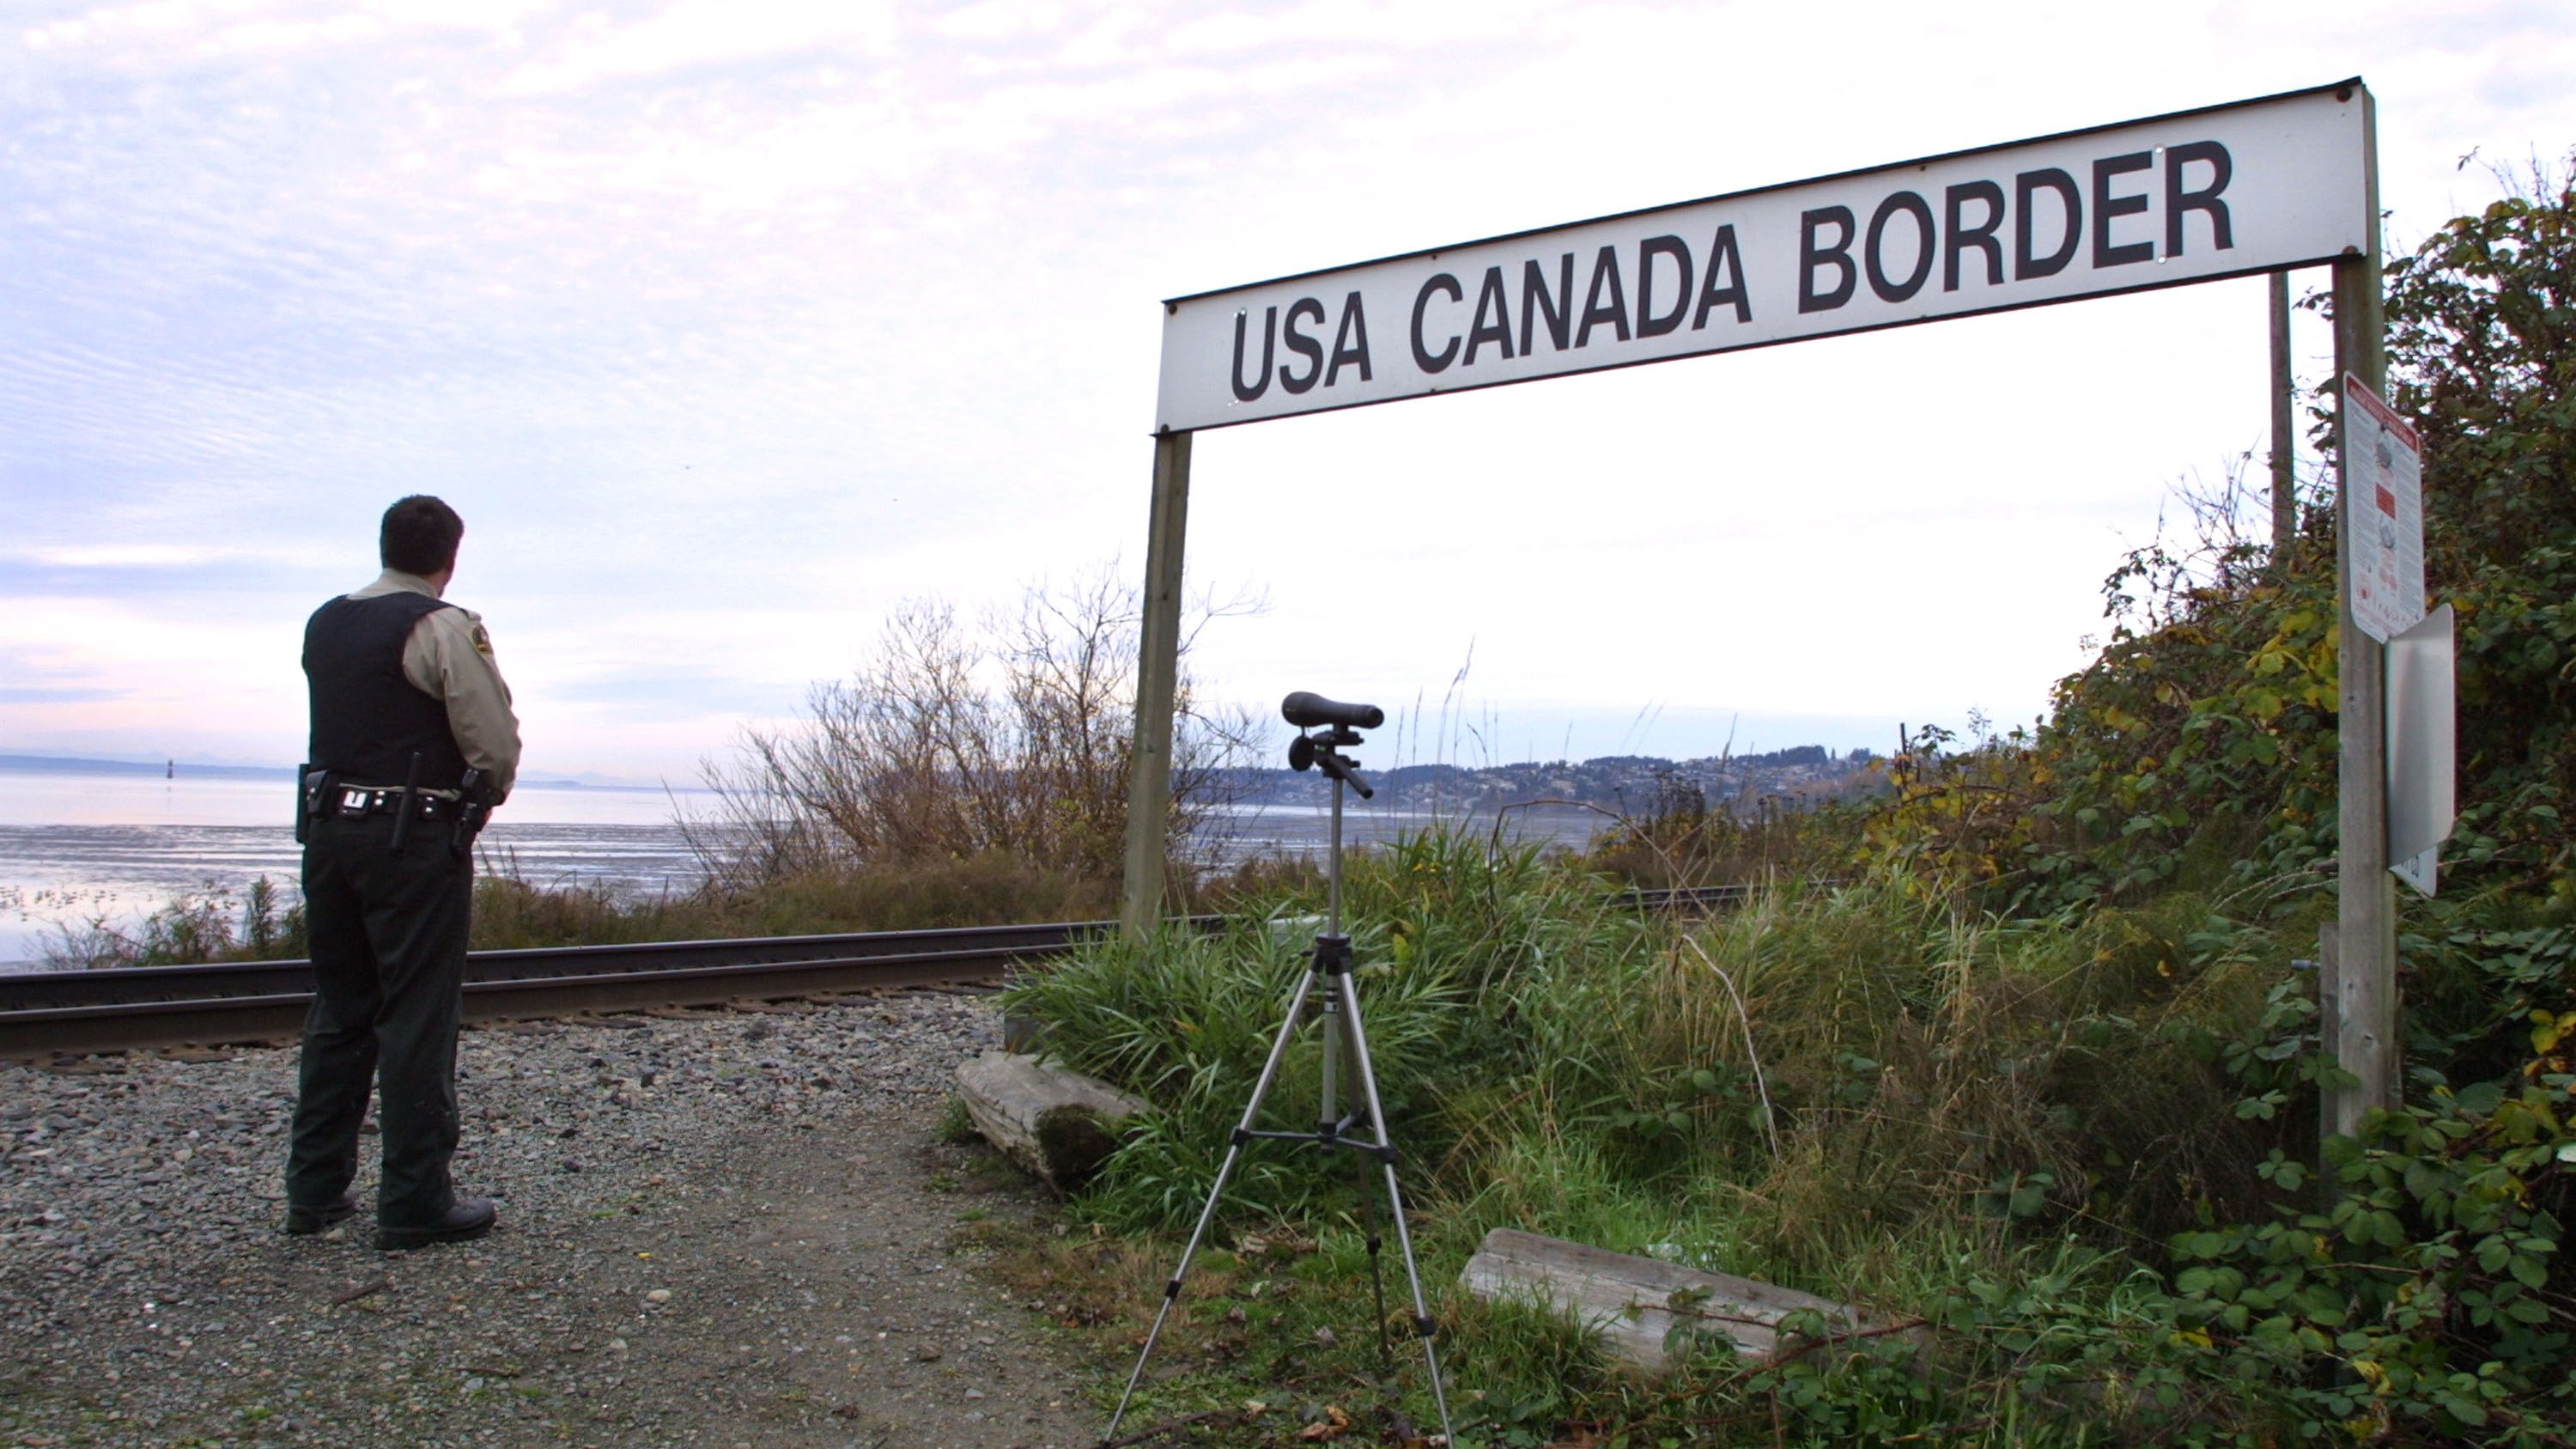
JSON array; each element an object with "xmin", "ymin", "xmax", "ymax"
[{"xmin": 325, "ymin": 786, "xmax": 463, "ymax": 823}]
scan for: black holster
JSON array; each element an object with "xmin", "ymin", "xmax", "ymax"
[
  {"xmin": 295, "ymin": 765, "xmax": 334, "ymax": 846},
  {"xmin": 451, "ymin": 768, "xmax": 497, "ymax": 861}
]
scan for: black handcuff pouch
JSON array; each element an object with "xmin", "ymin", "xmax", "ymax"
[{"xmin": 295, "ymin": 765, "xmax": 336, "ymax": 845}]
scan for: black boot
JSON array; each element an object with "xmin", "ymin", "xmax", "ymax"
[
  {"xmin": 377, "ymin": 1196, "xmax": 496, "ymax": 1251},
  {"xmin": 283, "ymin": 1190, "xmax": 360, "ymax": 1236}
]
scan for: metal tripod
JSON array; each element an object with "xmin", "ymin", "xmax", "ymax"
[{"xmin": 1102, "ymin": 718, "xmax": 1455, "ymax": 1446}]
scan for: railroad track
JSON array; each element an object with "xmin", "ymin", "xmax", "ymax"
[
  {"xmin": 0, "ymin": 885, "xmax": 1750, "ymax": 1058},
  {"xmin": 0, "ymin": 921, "xmax": 1129, "ymax": 1060}
]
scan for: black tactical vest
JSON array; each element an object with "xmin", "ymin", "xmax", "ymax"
[{"xmin": 303, "ymin": 591, "xmax": 471, "ymax": 788}]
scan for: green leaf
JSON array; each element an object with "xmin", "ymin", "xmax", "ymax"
[
  {"xmin": 2294, "ymin": 1283, "xmax": 2348, "ymax": 1325},
  {"xmin": 2367, "ymin": 1210, "xmax": 2409, "ymax": 1250}
]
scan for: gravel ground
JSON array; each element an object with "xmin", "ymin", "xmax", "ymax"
[{"xmin": 0, "ymin": 991, "xmax": 1103, "ymax": 1448}]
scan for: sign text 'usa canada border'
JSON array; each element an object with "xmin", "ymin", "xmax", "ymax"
[{"xmin": 1154, "ymin": 80, "xmax": 2371, "ymax": 435}]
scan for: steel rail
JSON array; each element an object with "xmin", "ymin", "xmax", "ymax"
[
  {"xmin": 0, "ymin": 922, "xmax": 1127, "ymax": 1059},
  {"xmin": 0, "ymin": 943, "xmax": 1061, "ymax": 1059},
  {"xmin": 0, "ymin": 886, "xmax": 1754, "ymax": 1058},
  {"xmin": 0, "ymin": 919, "xmax": 1110, "ymax": 1013}
]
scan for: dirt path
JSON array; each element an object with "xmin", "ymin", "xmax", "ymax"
[{"xmin": 594, "ymin": 1099, "xmax": 1099, "ymax": 1448}]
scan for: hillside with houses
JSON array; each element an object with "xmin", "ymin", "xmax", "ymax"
[{"xmin": 1213, "ymin": 744, "xmax": 1886, "ymax": 816}]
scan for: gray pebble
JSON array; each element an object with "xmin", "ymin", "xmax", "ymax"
[{"xmin": 0, "ymin": 989, "xmax": 1097, "ymax": 1448}]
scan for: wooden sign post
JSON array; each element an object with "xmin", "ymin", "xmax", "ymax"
[{"xmin": 2324, "ymin": 88, "xmax": 2399, "ymax": 1137}]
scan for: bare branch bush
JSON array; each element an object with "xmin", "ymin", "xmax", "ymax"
[
  {"xmin": 2099, "ymin": 450, "xmax": 2291, "ymax": 636},
  {"xmin": 685, "ymin": 569, "xmax": 1260, "ymax": 899}
]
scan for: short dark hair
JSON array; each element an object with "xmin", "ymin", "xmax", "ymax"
[{"xmin": 380, "ymin": 496, "xmax": 464, "ymax": 575}]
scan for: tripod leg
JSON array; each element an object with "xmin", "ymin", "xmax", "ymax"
[
  {"xmin": 1370, "ymin": 1159, "xmax": 1455, "ymax": 1443},
  {"xmin": 1337, "ymin": 977, "xmax": 1393, "ymax": 1368},
  {"xmin": 1103, "ymin": 965, "xmax": 1323, "ymax": 1442},
  {"xmin": 1318, "ymin": 986, "xmax": 1340, "ymax": 1135},
  {"xmin": 1336, "ymin": 973, "xmax": 1459, "ymax": 1446},
  {"xmin": 1364, "ymin": 1190, "xmax": 1391, "ymax": 1369}
]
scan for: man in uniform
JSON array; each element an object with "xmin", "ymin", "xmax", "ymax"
[{"xmin": 285, "ymin": 495, "xmax": 521, "ymax": 1250}]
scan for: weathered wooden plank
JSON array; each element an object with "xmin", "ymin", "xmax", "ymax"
[
  {"xmin": 956, "ymin": 1049, "xmax": 1150, "ymax": 1191},
  {"xmin": 1460, "ymin": 1227, "xmax": 1864, "ymax": 1370}
]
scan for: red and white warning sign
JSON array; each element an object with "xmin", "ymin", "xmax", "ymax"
[{"xmin": 2344, "ymin": 374, "xmax": 2424, "ymax": 645}]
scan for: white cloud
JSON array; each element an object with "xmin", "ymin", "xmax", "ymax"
[
  {"xmin": 3, "ymin": 0, "xmax": 2572, "ymax": 776},
  {"xmin": 497, "ymin": 0, "xmax": 897, "ymax": 95},
  {"xmin": 929, "ymin": 0, "xmax": 1069, "ymax": 45},
  {"xmin": 0, "ymin": 595, "xmax": 303, "ymax": 749},
  {"xmin": 16, "ymin": 0, "xmax": 548, "ymax": 61},
  {"xmin": 18, "ymin": 545, "xmax": 229, "ymax": 567}
]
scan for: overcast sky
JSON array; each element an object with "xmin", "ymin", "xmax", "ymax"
[{"xmin": 3, "ymin": 0, "xmax": 2571, "ymax": 783}]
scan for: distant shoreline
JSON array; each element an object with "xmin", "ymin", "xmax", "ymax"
[
  {"xmin": 0, "ymin": 756, "xmax": 683, "ymax": 794},
  {"xmin": 0, "ymin": 754, "xmax": 286, "ymax": 781}
]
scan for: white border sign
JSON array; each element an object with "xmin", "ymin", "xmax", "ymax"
[
  {"xmin": 2345, "ymin": 373, "xmax": 2426, "ymax": 644},
  {"xmin": 1157, "ymin": 81, "xmax": 2370, "ymax": 434},
  {"xmin": 2389, "ymin": 604, "xmax": 2456, "ymax": 897}
]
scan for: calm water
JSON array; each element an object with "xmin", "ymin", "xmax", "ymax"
[
  {"xmin": 0, "ymin": 768, "xmax": 1600, "ymax": 970},
  {"xmin": 0, "ymin": 770, "xmax": 705, "ymax": 969}
]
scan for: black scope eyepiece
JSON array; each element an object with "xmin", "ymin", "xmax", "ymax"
[{"xmin": 1282, "ymin": 691, "xmax": 1383, "ymax": 731}]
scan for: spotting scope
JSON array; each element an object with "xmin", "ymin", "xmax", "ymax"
[{"xmin": 1281, "ymin": 691, "xmax": 1384, "ymax": 731}]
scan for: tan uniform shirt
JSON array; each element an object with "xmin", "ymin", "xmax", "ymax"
[{"xmin": 349, "ymin": 570, "xmax": 523, "ymax": 801}]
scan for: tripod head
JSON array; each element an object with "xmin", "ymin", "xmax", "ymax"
[
  {"xmin": 1284, "ymin": 691, "xmax": 1381, "ymax": 934},
  {"xmin": 1287, "ymin": 726, "xmax": 1374, "ymax": 799}
]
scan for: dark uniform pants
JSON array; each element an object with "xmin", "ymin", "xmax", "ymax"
[{"xmin": 287, "ymin": 812, "xmax": 471, "ymax": 1227}]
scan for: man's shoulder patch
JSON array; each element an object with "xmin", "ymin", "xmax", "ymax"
[{"xmin": 471, "ymin": 623, "xmax": 494, "ymax": 657}]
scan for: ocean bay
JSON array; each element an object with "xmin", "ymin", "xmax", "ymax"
[
  {"xmin": 0, "ymin": 767, "xmax": 1601, "ymax": 969},
  {"xmin": 0, "ymin": 769, "xmax": 709, "ymax": 968}
]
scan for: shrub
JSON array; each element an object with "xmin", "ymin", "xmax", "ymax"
[
  {"xmin": 689, "ymin": 569, "xmax": 1256, "ymax": 898},
  {"xmin": 39, "ymin": 876, "xmax": 305, "ymax": 969}
]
